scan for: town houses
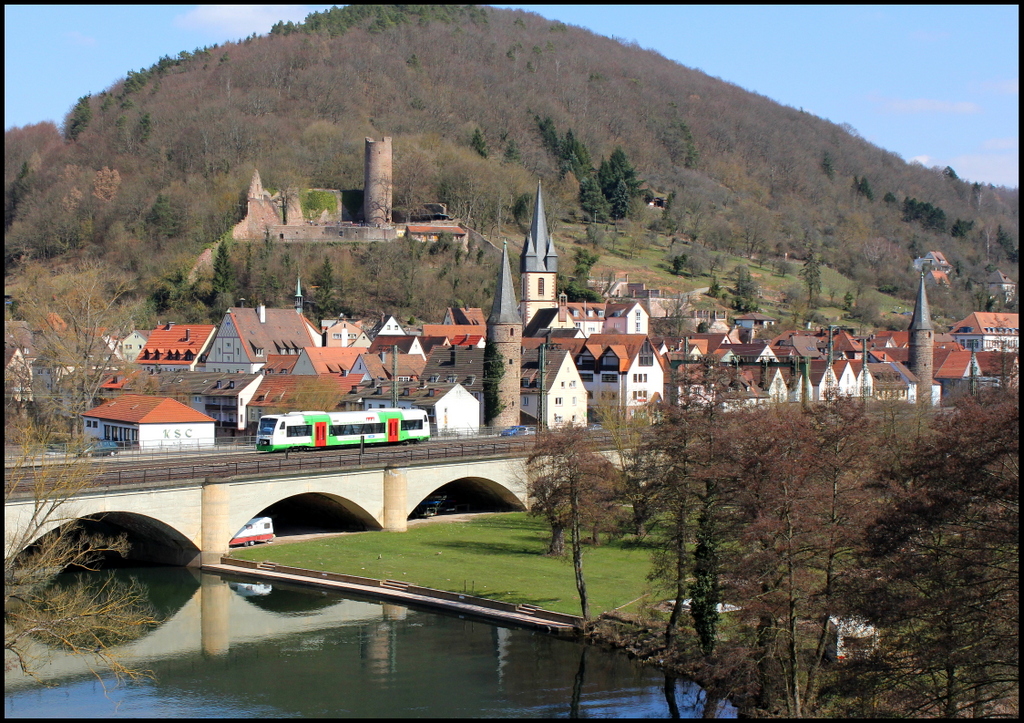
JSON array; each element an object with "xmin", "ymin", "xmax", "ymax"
[{"xmin": 4, "ymin": 181, "xmax": 1018, "ymax": 444}]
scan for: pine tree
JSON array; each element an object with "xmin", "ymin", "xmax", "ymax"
[
  {"xmin": 502, "ymin": 138, "xmax": 521, "ymax": 164},
  {"xmin": 65, "ymin": 95, "xmax": 92, "ymax": 141},
  {"xmin": 470, "ymin": 127, "xmax": 488, "ymax": 158},
  {"xmin": 212, "ymin": 240, "xmax": 235, "ymax": 295}
]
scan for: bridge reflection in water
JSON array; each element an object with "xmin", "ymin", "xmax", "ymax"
[{"xmin": 4, "ymin": 567, "xmax": 736, "ymax": 718}]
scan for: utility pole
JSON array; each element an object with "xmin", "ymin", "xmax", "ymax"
[
  {"xmin": 538, "ymin": 332, "xmax": 549, "ymax": 431},
  {"xmin": 861, "ymin": 337, "xmax": 869, "ymax": 401}
]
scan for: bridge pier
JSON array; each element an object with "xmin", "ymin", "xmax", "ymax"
[
  {"xmin": 201, "ymin": 481, "xmax": 232, "ymax": 566},
  {"xmin": 382, "ymin": 466, "xmax": 408, "ymax": 532}
]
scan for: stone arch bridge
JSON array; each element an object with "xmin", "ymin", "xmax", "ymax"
[{"xmin": 6, "ymin": 456, "xmax": 533, "ymax": 568}]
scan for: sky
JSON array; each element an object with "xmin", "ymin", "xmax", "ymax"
[{"xmin": 5, "ymin": 4, "xmax": 1018, "ymax": 188}]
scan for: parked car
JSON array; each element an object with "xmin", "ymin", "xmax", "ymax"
[
  {"xmin": 499, "ymin": 425, "xmax": 535, "ymax": 437},
  {"xmin": 79, "ymin": 440, "xmax": 119, "ymax": 457}
]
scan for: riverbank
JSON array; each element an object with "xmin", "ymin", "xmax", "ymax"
[{"xmin": 231, "ymin": 512, "xmax": 655, "ymax": 616}]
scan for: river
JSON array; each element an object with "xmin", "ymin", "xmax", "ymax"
[{"xmin": 5, "ymin": 566, "xmax": 735, "ymax": 718}]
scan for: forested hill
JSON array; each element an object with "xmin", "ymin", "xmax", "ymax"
[{"xmin": 4, "ymin": 4, "xmax": 1018, "ymax": 325}]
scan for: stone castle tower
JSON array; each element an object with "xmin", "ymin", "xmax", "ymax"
[
  {"xmin": 519, "ymin": 181, "xmax": 559, "ymax": 326},
  {"xmin": 908, "ymin": 272, "xmax": 935, "ymax": 404},
  {"xmin": 487, "ymin": 242, "xmax": 522, "ymax": 428},
  {"xmin": 363, "ymin": 137, "xmax": 393, "ymax": 227}
]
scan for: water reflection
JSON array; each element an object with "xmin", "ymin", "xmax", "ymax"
[{"xmin": 5, "ymin": 567, "xmax": 736, "ymax": 718}]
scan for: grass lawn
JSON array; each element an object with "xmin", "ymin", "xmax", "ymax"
[{"xmin": 231, "ymin": 512, "xmax": 658, "ymax": 617}]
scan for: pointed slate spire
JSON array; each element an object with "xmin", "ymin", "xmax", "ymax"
[
  {"xmin": 521, "ymin": 180, "xmax": 557, "ymax": 273},
  {"xmin": 294, "ymin": 276, "xmax": 304, "ymax": 314},
  {"xmin": 909, "ymin": 273, "xmax": 934, "ymax": 331},
  {"xmin": 489, "ymin": 241, "xmax": 521, "ymax": 325}
]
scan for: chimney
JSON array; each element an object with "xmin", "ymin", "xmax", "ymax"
[
  {"xmin": 450, "ymin": 348, "xmax": 457, "ymax": 365},
  {"xmin": 258, "ymin": 305, "xmax": 266, "ymax": 323},
  {"xmin": 184, "ymin": 328, "xmax": 191, "ymax": 342},
  {"xmin": 379, "ymin": 349, "xmax": 387, "ymax": 363},
  {"xmin": 166, "ymin": 321, "xmax": 174, "ymax": 329}
]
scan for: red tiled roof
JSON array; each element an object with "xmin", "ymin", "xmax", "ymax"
[
  {"xmin": 83, "ymin": 394, "xmax": 215, "ymax": 424},
  {"xmin": 407, "ymin": 225, "xmax": 466, "ymax": 234}
]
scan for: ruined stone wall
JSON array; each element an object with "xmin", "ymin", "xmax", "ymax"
[{"xmin": 266, "ymin": 225, "xmax": 399, "ymax": 243}]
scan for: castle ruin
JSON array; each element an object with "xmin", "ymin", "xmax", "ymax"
[{"xmin": 232, "ymin": 137, "xmax": 398, "ymax": 243}]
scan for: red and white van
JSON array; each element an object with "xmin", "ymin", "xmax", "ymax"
[{"xmin": 229, "ymin": 517, "xmax": 275, "ymax": 547}]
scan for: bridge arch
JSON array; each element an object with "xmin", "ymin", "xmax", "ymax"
[
  {"xmin": 19, "ymin": 511, "xmax": 200, "ymax": 568},
  {"xmin": 408, "ymin": 476, "xmax": 527, "ymax": 518},
  {"xmin": 241, "ymin": 491, "xmax": 383, "ymax": 541},
  {"xmin": 405, "ymin": 460, "xmax": 529, "ymax": 522}
]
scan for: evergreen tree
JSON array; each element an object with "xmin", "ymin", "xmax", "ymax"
[
  {"xmin": 312, "ymin": 257, "xmax": 337, "ymax": 318},
  {"xmin": 578, "ymin": 176, "xmax": 610, "ymax": 222},
  {"xmin": 145, "ymin": 194, "xmax": 179, "ymax": 239},
  {"xmin": 470, "ymin": 127, "xmax": 488, "ymax": 158},
  {"xmin": 609, "ymin": 178, "xmax": 631, "ymax": 220},
  {"xmin": 799, "ymin": 252, "xmax": 822, "ymax": 305},
  {"xmin": 821, "ymin": 152, "xmax": 835, "ymax": 180},
  {"xmin": 502, "ymin": 138, "xmax": 521, "ymax": 164},
  {"xmin": 212, "ymin": 240, "xmax": 235, "ymax": 295},
  {"xmin": 137, "ymin": 113, "xmax": 152, "ymax": 144},
  {"xmin": 65, "ymin": 95, "xmax": 92, "ymax": 141}
]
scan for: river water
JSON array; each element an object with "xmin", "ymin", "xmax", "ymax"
[{"xmin": 5, "ymin": 567, "xmax": 735, "ymax": 718}]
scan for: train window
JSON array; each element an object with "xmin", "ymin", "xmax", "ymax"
[
  {"xmin": 286, "ymin": 424, "xmax": 312, "ymax": 437},
  {"xmin": 401, "ymin": 419, "xmax": 423, "ymax": 430}
]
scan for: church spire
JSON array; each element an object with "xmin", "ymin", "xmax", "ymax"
[
  {"xmin": 521, "ymin": 180, "xmax": 557, "ymax": 274},
  {"xmin": 909, "ymin": 272, "xmax": 934, "ymax": 331},
  {"xmin": 294, "ymin": 276, "xmax": 304, "ymax": 315},
  {"xmin": 489, "ymin": 242, "xmax": 521, "ymax": 325}
]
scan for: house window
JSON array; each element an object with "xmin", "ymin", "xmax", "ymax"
[
  {"xmin": 601, "ymin": 373, "xmax": 617, "ymax": 383},
  {"xmin": 555, "ymin": 397, "xmax": 563, "ymax": 406},
  {"xmin": 639, "ymin": 346, "xmax": 653, "ymax": 366},
  {"xmin": 632, "ymin": 373, "xmax": 648, "ymax": 383},
  {"xmin": 635, "ymin": 311, "xmax": 642, "ymax": 333},
  {"xmin": 538, "ymin": 278, "xmax": 545, "ymax": 297},
  {"xmin": 580, "ymin": 373, "xmax": 594, "ymax": 382},
  {"xmin": 569, "ymin": 380, "xmax": 576, "ymax": 388}
]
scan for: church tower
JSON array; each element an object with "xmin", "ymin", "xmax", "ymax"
[
  {"xmin": 908, "ymin": 272, "xmax": 935, "ymax": 404},
  {"xmin": 520, "ymin": 181, "xmax": 559, "ymax": 326},
  {"xmin": 487, "ymin": 242, "xmax": 522, "ymax": 429}
]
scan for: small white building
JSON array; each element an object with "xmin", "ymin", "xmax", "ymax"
[
  {"xmin": 82, "ymin": 394, "xmax": 216, "ymax": 450},
  {"xmin": 359, "ymin": 383, "xmax": 480, "ymax": 437}
]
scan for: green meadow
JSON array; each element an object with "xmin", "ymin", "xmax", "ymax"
[{"xmin": 232, "ymin": 512, "xmax": 658, "ymax": 616}]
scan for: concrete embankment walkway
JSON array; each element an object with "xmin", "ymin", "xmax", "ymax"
[{"xmin": 203, "ymin": 559, "xmax": 582, "ymax": 634}]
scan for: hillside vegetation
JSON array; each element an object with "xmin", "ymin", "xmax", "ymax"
[{"xmin": 4, "ymin": 4, "xmax": 1018, "ymax": 327}]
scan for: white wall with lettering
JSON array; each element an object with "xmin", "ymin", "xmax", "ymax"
[{"xmin": 139, "ymin": 422, "xmax": 216, "ymax": 449}]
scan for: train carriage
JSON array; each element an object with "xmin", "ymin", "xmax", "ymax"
[{"xmin": 256, "ymin": 408, "xmax": 430, "ymax": 452}]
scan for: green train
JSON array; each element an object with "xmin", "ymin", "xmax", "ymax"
[{"xmin": 256, "ymin": 408, "xmax": 430, "ymax": 452}]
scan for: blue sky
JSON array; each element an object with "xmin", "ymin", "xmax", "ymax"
[{"xmin": 5, "ymin": 4, "xmax": 1018, "ymax": 187}]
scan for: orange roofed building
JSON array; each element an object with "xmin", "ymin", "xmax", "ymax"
[
  {"xmin": 137, "ymin": 322, "xmax": 216, "ymax": 372},
  {"xmin": 82, "ymin": 394, "xmax": 216, "ymax": 449}
]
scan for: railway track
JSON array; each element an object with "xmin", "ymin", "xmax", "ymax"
[{"xmin": 7, "ymin": 433, "xmax": 616, "ymax": 495}]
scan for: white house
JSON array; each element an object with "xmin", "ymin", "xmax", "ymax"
[
  {"xmin": 949, "ymin": 312, "xmax": 1019, "ymax": 352},
  {"xmin": 82, "ymin": 394, "xmax": 216, "ymax": 449},
  {"xmin": 358, "ymin": 382, "xmax": 479, "ymax": 436}
]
